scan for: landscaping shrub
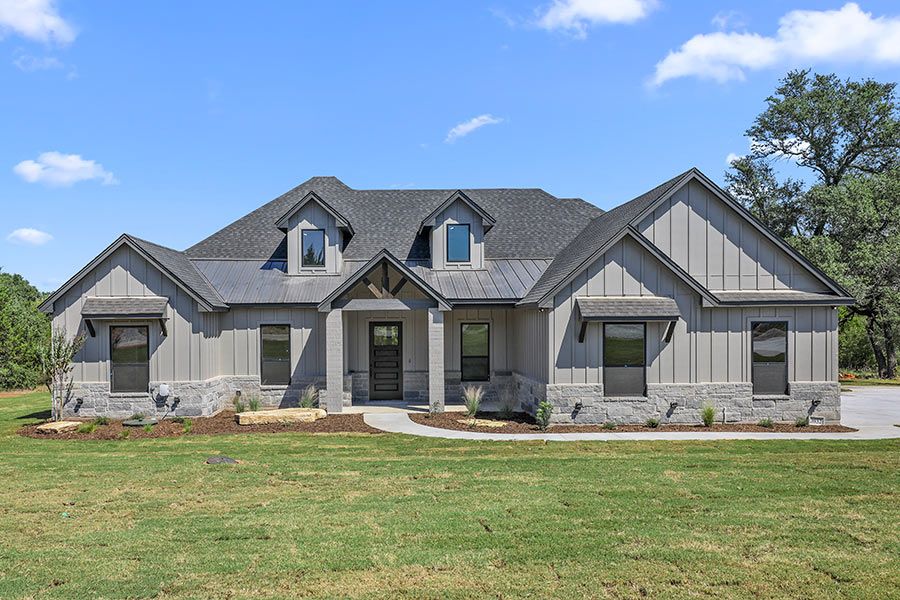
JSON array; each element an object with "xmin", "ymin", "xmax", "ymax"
[
  {"xmin": 602, "ymin": 421, "xmax": 617, "ymax": 430},
  {"xmin": 248, "ymin": 396, "xmax": 261, "ymax": 411},
  {"xmin": 76, "ymin": 422, "xmax": 96, "ymax": 434},
  {"xmin": 795, "ymin": 416, "xmax": 809, "ymax": 427},
  {"xmin": 300, "ymin": 385, "xmax": 318, "ymax": 409},
  {"xmin": 701, "ymin": 405, "xmax": 716, "ymax": 427},
  {"xmin": 171, "ymin": 416, "xmax": 185, "ymax": 424},
  {"xmin": 142, "ymin": 424, "xmax": 154, "ymax": 433},
  {"xmin": 130, "ymin": 413, "xmax": 145, "ymax": 421},
  {"xmin": 232, "ymin": 396, "xmax": 246, "ymax": 414},
  {"xmin": 758, "ymin": 418, "xmax": 774, "ymax": 428},
  {"xmin": 93, "ymin": 416, "xmax": 110, "ymax": 426},
  {"xmin": 497, "ymin": 387, "xmax": 516, "ymax": 419},
  {"xmin": 645, "ymin": 417, "xmax": 660, "ymax": 428},
  {"xmin": 118, "ymin": 430, "xmax": 130, "ymax": 439},
  {"xmin": 462, "ymin": 385, "xmax": 483, "ymax": 417},
  {"xmin": 535, "ymin": 400, "xmax": 553, "ymax": 431},
  {"xmin": 182, "ymin": 419, "xmax": 193, "ymax": 434}
]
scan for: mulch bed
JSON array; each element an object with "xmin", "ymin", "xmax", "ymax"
[
  {"xmin": 410, "ymin": 411, "xmax": 857, "ymax": 434},
  {"xmin": 19, "ymin": 410, "xmax": 381, "ymax": 440}
]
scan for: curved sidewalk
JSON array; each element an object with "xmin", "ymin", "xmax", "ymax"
[{"xmin": 363, "ymin": 413, "xmax": 900, "ymax": 441}]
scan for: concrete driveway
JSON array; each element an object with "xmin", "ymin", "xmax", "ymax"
[{"xmin": 841, "ymin": 386, "xmax": 900, "ymax": 427}]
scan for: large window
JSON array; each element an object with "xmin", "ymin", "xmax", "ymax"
[
  {"xmin": 603, "ymin": 323, "xmax": 646, "ymax": 396},
  {"xmin": 461, "ymin": 323, "xmax": 489, "ymax": 381},
  {"xmin": 261, "ymin": 324, "xmax": 291, "ymax": 385},
  {"xmin": 446, "ymin": 224, "xmax": 470, "ymax": 263},
  {"xmin": 752, "ymin": 321, "xmax": 788, "ymax": 395},
  {"xmin": 301, "ymin": 229, "xmax": 325, "ymax": 267},
  {"xmin": 110, "ymin": 326, "xmax": 149, "ymax": 393}
]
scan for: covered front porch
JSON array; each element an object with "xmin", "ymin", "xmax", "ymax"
[{"xmin": 318, "ymin": 250, "xmax": 453, "ymax": 413}]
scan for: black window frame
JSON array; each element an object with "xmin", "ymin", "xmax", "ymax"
[
  {"xmin": 109, "ymin": 325, "xmax": 150, "ymax": 394},
  {"xmin": 751, "ymin": 320, "xmax": 789, "ymax": 395},
  {"xmin": 460, "ymin": 322, "xmax": 490, "ymax": 382},
  {"xmin": 603, "ymin": 322, "xmax": 646, "ymax": 397},
  {"xmin": 446, "ymin": 223, "xmax": 471, "ymax": 263},
  {"xmin": 300, "ymin": 228, "xmax": 326, "ymax": 268},
  {"xmin": 260, "ymin": 324, "xmax": 291, "ymax": 386}
]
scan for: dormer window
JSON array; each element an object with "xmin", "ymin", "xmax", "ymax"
[
  {"xmin": 446, "ymin": 224, "xmax": 470, "ymax": 263},
  {"xmin": 301, "ymin": 229, "xmax": 326, "ymax": 268}
]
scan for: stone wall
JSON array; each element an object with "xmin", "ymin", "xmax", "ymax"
[{"xmin": 536, "ymin": 381, "xmax": 841, "ymax": 424}]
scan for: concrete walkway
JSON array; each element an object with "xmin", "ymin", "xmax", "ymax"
[{"xmin": 362, "ymin": 387, "xmax": 900, "ymax": 441}]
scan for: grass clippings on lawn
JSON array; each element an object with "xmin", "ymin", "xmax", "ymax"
[
  {"xmin": 0, "ymin": 390, "xmax": 897, "ymax": 599},
  {"xmin": 411, "ymin": 411, "xmax": 857, "ymax": 434}
]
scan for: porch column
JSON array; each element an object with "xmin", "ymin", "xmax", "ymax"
[
  {"xmin": 325, "ymin": 308, "xmax": 344, "ymax": 413},
  {"xmin": 428, "ymin": 307, "xmax": 445, "ymax": 413}
]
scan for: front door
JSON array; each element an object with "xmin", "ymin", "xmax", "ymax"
[{"xmin": 369, "ymin": 322, "xmax": 403, "ymax": 400}]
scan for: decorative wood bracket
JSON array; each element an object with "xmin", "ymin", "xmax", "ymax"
[
  {"xmin": 578, "ymin": 321, "xmax": 588, "ymax": 343},
  {"xmin": 84, "ymin": 319, "xmax": 96, "ymax": 338},
  {"xmin": 159, "ymin": 318, "xmax": 168, "ymax": 337},
  {"xmin": 664, "ymin": 320, "xmax": 676, "ymax": 343}
]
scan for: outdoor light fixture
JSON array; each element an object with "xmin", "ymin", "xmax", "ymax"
[
  {"xmin": 811, "ymin": 398, "xmax": 821, "ymax": 406},
  {"xmin": 574, "ymin": 401, "xmax": 583, "ymax": 410},
  {"xmin": 669, "ymin": 401, "xmax": 678, "ymax": 409},
  {"xmin": 158, "ymin": 383, "xmax": 170, "ymax": 399}
]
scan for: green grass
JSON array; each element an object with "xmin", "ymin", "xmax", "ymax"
[
  {"xmin": 841, "ymin": 378, "xmax": 900, "ymax": 386},
  {"xmin": 1, "ymin": 391, "xmax": 898, "ymax": 598}
]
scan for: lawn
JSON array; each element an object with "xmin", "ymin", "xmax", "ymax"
[{"xmin": 0, "ymin": 392, "xmax": 898, "ymax": 599}]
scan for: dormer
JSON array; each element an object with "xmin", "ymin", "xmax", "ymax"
[
  {"xmin": 275, "ymin": 191, "xmax": 353, "ymax": 275},
  {"xmin": 420, "ymin": 190, "xmax": 495, "ymax": 270}
]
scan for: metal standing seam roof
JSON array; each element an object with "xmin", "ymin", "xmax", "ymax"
[
  {"xmin": 576, "ymin": 297, "xmax": 681, "ymax": 321},
  {"xmin": 191, "ymin": 258, "xmax": 553, "ymax": 304},
  {"xmin": 81, "ymin": 296, "xmax": 169, "ymax": 317},
  {"xmin": 712, "ymin": 290, "xmax": 856, "ymax": 305}
]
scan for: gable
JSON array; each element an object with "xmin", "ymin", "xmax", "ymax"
[
  {"xmin": 430, "ymin": 197, "xmax": 486, "ymax": 270},
  {"xmin": 284, "ymin": 196, "xmax": 343, "ymax": 275},
  {"xmin": 637, "ymin": 178, "xmax": 830, "ymax": 293}
]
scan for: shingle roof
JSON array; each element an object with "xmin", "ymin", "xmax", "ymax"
[
  {"xmin": 81, "ymin": 296, "xmax": 169, "ymax": 317},
  {"xmin": 519, "ymin": 169, "xmax": 695, "ymax": 306},
  {"xmin": 576, "ymin": 297, "xmax": 680, "ymax": 320},
  {"xmin": 125, "ymin": 235, "xmax": 228, "ymax": 310},
  {"xmin": 185, "ymin": 177, "xmax": 603, "ymax": 261}
]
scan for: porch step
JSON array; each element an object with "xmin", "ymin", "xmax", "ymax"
[{"xmin": 235, "ymin": 408, "xmax": 327, "ymax": 425}]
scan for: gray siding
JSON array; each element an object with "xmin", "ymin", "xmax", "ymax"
[
  {"xmin": 218, "ymin": 307, "xmax": 326, "ymax": 378},
  {"xmin": 286, "ymin": 200, "xmax": 342, "ymax": 275},
  {"xmin": 431, "ymin": 199, "xmax": 485, "ymax": 270},
  {"xmin": 51, "ymin": 245, "xmax": 217, "ymax": 384},
  {"xmin": 638, "ymin": 180, "xmax": 827, "ymax": 292},
  {"xmin": 550, "ymin": 236, "xmax": 838, "ymax": 385},
  {"xmin": 512, "ymin": 308, "xmax": 549, "ymax": 381}
]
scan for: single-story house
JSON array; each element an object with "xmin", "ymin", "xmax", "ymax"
[{"xmin": 40, "ymin": 168, "xmax": 854, "ymax": 424}]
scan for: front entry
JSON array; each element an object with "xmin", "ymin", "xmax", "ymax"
[{"xmin": 369, "ymin": 322, "xmax": 403, "ymax": 400}]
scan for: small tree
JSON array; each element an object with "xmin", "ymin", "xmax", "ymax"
[{"xmin": 40, "ymin": 328, "xmax": 85, "ymax": 421}]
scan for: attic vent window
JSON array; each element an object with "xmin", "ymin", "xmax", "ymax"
[
  {"xmin": 446, "ymin": 224, "xmax": 470, "ymax": 263},
  {"xmin": 301, "ymin": 229, "xmax": 325, "ymax": 268}
]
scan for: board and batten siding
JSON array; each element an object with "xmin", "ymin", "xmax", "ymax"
[
  {"xmin": 550, "ymin": 236, "xmax": 838, "ymax": 385},
  {"xmin": 218, "ymin": 307, "xmax": 326, "ymax": 378},
  {"xmin": 51, "ymin": 245, "xmax": 218, "ymax": 384},
  {"xmin": 286, "ymin": 201, "xmax": 342, "ymax": 275},
  {"xmin": 511, "ymin": 308, "xmax": 549, "ymax": 381},
  {"xmin": 431, "ymin": 199, "xmax": 485, "ymax": 270},
  {"xmin": 638, "ymin": 179, "xmax": 828, "ymax": 292}
]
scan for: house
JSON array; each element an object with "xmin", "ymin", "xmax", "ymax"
[{"xmin": 39, "ymin": 168, "xmax": 854, "ymax": 424}]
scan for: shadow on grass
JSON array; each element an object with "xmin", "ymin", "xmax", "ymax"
[{"xmin": 16, "ymin": 410, "xmax": 51, "ymax": 421}]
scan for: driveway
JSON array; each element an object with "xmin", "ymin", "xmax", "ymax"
[{"xmin": 841, "ymin": 386, "xmax": 900, "ymax": 427}]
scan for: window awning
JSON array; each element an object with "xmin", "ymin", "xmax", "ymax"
[
  {"xmin": 81, "ymin": 296, "xmax": 169, "ymax": 319},
  {"xmin": 576, "ymin": 297, "xmax": 680, "ymax": 321}
]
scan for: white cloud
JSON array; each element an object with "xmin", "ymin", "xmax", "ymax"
[
  {"xmin": 0, "ymin": 0, "xmax": 76, "ymax": 44},
  {"xmin": 12, "ymin": 52, "xmax": 62, "ymax": 71},
  {"xmin": 652, "ymin": 3, "xmax": 900, "ymax": 86},
  {"xmin": 536, "ymin": 0, "xmax": 657, "ymax": 38},
  {"xmin": 711, "ymin": 10, "xmax": 747, "ymax": 31},
  {"xmin": 7, "ymin": 227, "xmax": 52, "ymax": 245},
  {"xmin": 725, "ymin": 152, "xmax": 742, "ymax": 166},
  {"xmin": 14, "ymin": 151, "xmax": 118, "ymax": 186},
  {"xmin": 726, "ymin": 137, "xmax": 812, "ymax": 166},
  {"xmin": 445, "ymin": 114, "xmax": 503, "ymax": 143}
]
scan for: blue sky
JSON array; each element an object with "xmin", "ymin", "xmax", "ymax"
[{"xmin": 2, "ymin": 0, "xmax": 900, "ymax": 291}]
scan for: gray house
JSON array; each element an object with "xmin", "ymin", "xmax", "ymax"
[{"xmin": 40, "ymin": 168, "xmax": 853, "ymax": 424}]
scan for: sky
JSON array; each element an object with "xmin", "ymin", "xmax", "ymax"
[{"xmin": 2, "ymin": 0, "xmax": 900, "ymax": 291}]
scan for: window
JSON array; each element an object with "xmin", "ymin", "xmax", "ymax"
[
  {"xmin": 446, "ymin": 223, "xmax": 470, "ymax": 263},
  {"xmin": 752, "ymin": 321, "xmax": 788, "ymax": 395},
  {"xmin": 261, "ymin": 324, "xmax": 291, "ymax": 385},
  {"xmin": 110, "ymin": 325, "xmax": 149, "ymax": 393},
  {"xmin": 461, "ymin": 323, "xmax": 489, "ymax": 381},
  {"xmin": 603, "ymin": 323, "xmax": 645, "ymax": 396},
  {"xmin": 301, "ymin": 229, "xmax": 325, "ymax": 267}
]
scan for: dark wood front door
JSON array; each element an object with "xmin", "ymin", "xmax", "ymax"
[{"xmin": 369, "ymin": 322, "xmax": 403, "ymax": 400}]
